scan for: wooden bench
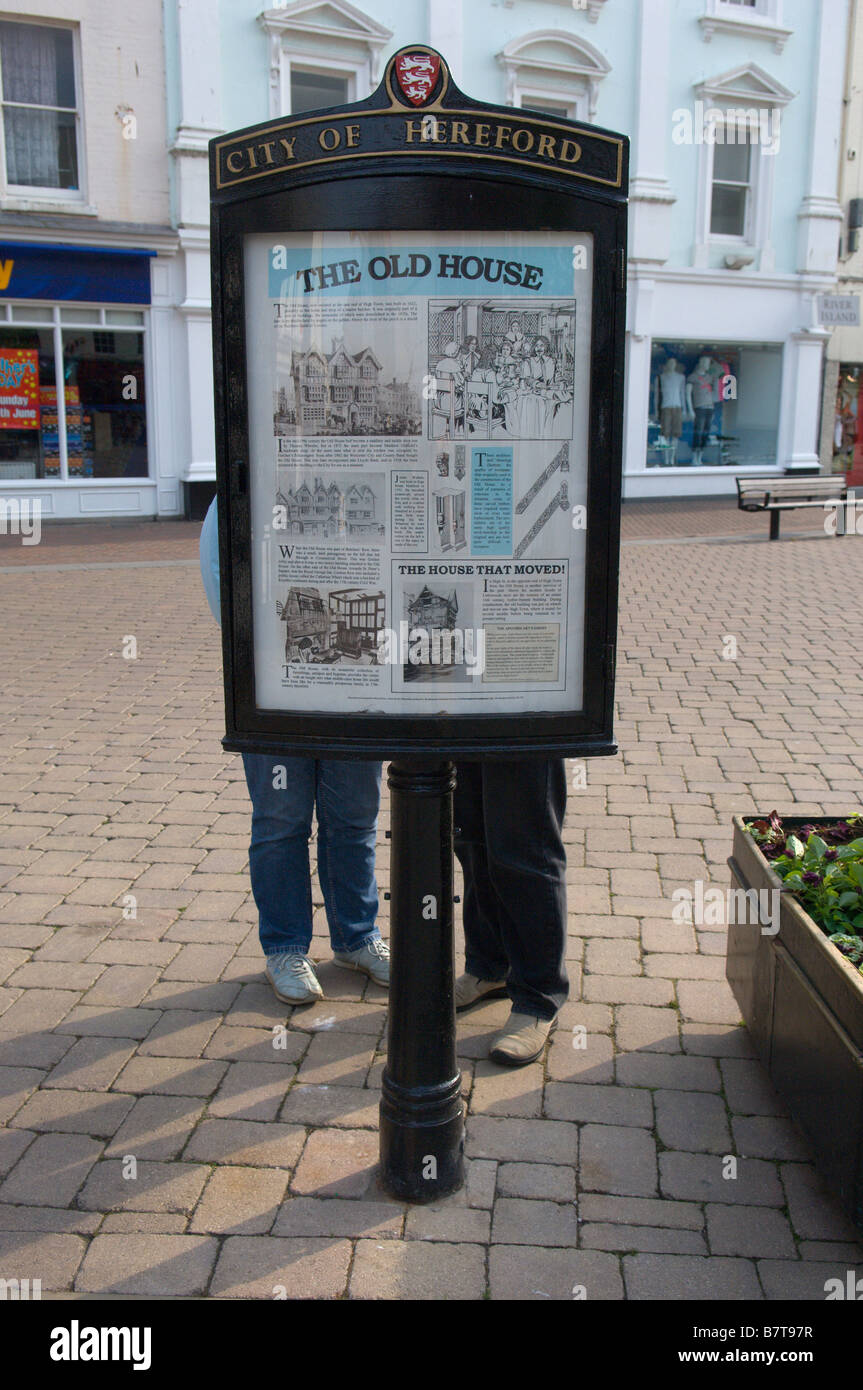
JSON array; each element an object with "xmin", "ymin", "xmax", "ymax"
[{"xmin": 736, "ymin": 475, "xmax": 850, "ymax": 540}]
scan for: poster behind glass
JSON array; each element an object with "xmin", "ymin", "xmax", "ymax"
[{"xmin": 243, "ymin": 230, "xmax": 592, "ymax": 717}]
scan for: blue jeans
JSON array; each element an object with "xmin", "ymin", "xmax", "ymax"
[{"xmin": 242, "ymin": 754, "xmax": 382, "ymax": 957}]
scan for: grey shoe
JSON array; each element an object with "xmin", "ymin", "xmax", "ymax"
[
  {"xmin": 333, "ymin": 936, "xmax": 390, "ymax": 987},
  {"xmin": 454, "ymin": 972, "xmax": 508, "ymax": 1012},
  {"xmin": 489, "ymin": 1011, "xmax": 557, "ymax": 1067},
  {"xmin": 265, "ymin": 952, "xmax": 323, "ymax": 1005}
]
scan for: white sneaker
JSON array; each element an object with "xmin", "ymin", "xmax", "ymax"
[
  {"xmin": 265, "ymin": 952, "xmax": 323, "ymax": 1004},
  {"xmin": 333, "ymin": 936, "xmax": 390, "ymax": 987}
]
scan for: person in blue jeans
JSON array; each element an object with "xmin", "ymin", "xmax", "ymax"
[{"xmin": 199, "ymin": 497, "xmax": 388, "ymax": 1004}]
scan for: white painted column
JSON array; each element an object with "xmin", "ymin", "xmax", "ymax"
[
  {"xmin": 149, "ymin": 256, "xmax": 181, "ymax": 516},
  {"xmin": 624, "ymin": 0, "xmax": 674, "ymax": 499},
  {"xmin": 786, "ymin": 0, "xmax": 848, "ymax": 477},
  {"xmin": 622, "ymin": 275, "xmax": 655, "ymax": 497},
  {"xmin": 796, "ymin": 0, "xmax": 847, "ymax": 274},
  {"xmin": 778, "ymin": 329, "xmax": 832, "ymax": 471},
  {"xmin": 428, "ymin": 0, "xmax": 463, "ymax": 85},
  {"xmin": 169, "ymin": 0, "xmax": 224, "ymax": 511},
  {"xmin": 628, "ymin": 0, "xmax": 675, "ymax": 270}
]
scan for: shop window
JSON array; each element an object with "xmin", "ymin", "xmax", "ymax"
[
  {"xmin": 61, "ymin": 328, "xmax": 147, "ymax": 478},
  {"xmin": 0, "ymin": 325, "xmax": 55, "ymax": 479},
  {"xmin": 647, "ymin": 339, "xmax": 781, "ymax": 470},
  {"xmin": 0, "ymin": 20, "xmax": 81, "ymax": 194},
  {"xmin": 833, "ymin": 366, "xmax": 863, "ymax": 475}
]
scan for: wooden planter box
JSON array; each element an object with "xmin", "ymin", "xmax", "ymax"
[{"xmin": 726, "ymin": 815, "xmax": 863, "ymax": 1229}]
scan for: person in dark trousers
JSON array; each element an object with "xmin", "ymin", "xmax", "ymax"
[{"xmin": 453, "ymin": 758, "xmax": 568, "ymax": 1066}]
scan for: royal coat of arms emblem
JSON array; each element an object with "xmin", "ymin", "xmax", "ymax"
[{"xmin": 394, "ymin": 52, "xmax": 441, "ymax": 106}]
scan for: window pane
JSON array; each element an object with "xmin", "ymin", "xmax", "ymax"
[
  {"xmin": 0, "ymin": 22, "xmax": 75, "ymax": 107},
  {"xmin": 522, "ymin": 100, "xmax": 570, "ymax": 118},
  {"xmin": 60, "ymin": 308, "xmax": 100, "ymax": 324},
  {"xmin": 290, "ymin": 70, "xmax": 348, "ymax": 114},
  {"xmin": 10, "ymin": 305, "xmax": 52, "ymax": 322},
  {"xmin": 104, "ymin": 309, "xmax": 144, "ymax": 326},
  {"xmin": 710, "ymin": 184, "xmax": 747, "ymax": 236},
  {"xmin": 713, "ymin": 139, "xmax": 751, "ymax": 184},
  {"xmin": 62, "ymin": 329, "xmax": 147, "ymax": 478},
  {"xmin": 647, "ymin": 339, "xmax": 782, "ymax": 469},
  {"xmin": 4, "ymin": 106, "xmax": 78, "ymax": 188},
  {"xmin": 0, "ymin": 325, "xmax": 55, "ymax": 479},
  {"xmin": 53, "ymin": 28, "xmax": 76, "ymax": 108}
]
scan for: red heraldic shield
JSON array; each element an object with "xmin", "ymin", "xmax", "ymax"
[{"xmin": 395, "ymin": 52, "xmax": 441, "ymax": 106}]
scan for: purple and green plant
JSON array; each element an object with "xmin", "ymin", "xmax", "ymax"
[{"xmin": 744, "ymin": 812, "xmax": 863, "ymax": 976}]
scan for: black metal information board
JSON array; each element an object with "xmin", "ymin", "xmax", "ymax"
[{"xmin": 210, "ymin": 46, "xmax": 628, "ymax": 762}]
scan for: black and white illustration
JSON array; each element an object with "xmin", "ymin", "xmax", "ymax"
[
  {"xmin": 431, "ymin": 486, "xmax": 466, "ymax": 553},
  {"xmin": 277, "ymin": 586, "xmax": 386, "ymax": 665},
  {"xmin": 513, "ymin": 440, "xmax": 570, "ymax": 560},
  {"xmin": 399, "ymin": 581, "xmax": 476, "ymax": 685},
  {"xmin": 243, "ymin": 229, "xmax": 590, "ymax": 717},
  {"xmin": 427, "ymin": 298, "xmax": 575, "ymax": 441},
  {"xmin": 273, "ymin": 322, "xmax": 423, "ymax": 437},
  {"xmin": 275, "ymin": 470, "xmax": 386, "ymax": 544}
]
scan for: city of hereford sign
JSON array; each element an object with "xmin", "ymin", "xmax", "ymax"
[
  {"xmin": 210, "ymin": 46, "xmax": 629, "ymax": 1198},
  {"xmin": 214, "ymin": 47, "xmax": 624, "ymax": 194},
  {"xmin": 209, "ymin": 45, "xmax": 628, "ymax": 761}
]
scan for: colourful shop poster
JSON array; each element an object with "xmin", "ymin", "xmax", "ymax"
[{"xmin": 0, "ymin": 349, "xmax": 40, "ymax": 429}]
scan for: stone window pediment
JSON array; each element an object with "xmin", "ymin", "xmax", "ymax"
[
  {"xmin": 258, "ymin": 0, "xmax": 392, "ymax": 117},
  {"xmin": 694, "ymin": 61, "xmax": 795, "ymax": 109},
  {"xmin": 497, "ymin": 29, "xmax": 610, "ymax": 122}
]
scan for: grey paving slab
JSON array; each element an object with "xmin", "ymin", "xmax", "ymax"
[{"xmin": 2, "ymin": 510, "xmax": 862, "ymax": 1299}]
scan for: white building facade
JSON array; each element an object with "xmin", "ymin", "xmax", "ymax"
[
  {"xmin": 0, "ymin": 0, "xmax": 179, "ymax": 519},
  {"xmin": 172, "ymin": 0, "xmax": 849, "ymax": 508},
  {"xmin": 818, "ymin": 0, "xmax": 863, "ymax": 492},
  {"xmin": 2, "ymin": 0, "xmax": 845, "ymax": 518}
]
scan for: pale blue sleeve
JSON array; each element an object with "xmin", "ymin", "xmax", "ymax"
[{"xmin": 199, "ymin": 495, "xmax": 221, "ymax": 626}]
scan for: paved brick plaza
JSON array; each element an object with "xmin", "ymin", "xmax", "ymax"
[{"xmin": 0, "ymin": 498, "xmax": 861, "ymax": 1300}]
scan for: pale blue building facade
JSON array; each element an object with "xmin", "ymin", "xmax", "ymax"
[{"xmin": 164, "ymin": 0, "xmax": 848, "ymax": 504}]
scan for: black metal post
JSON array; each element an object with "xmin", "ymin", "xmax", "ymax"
[{"xmin": 379, "ymin": 757, "xmax": 464, "ymax": 1202}]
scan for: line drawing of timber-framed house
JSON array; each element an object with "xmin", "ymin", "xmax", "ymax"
[
  {"xmin": 276, "ymin": 478, "xmax": 381, "ymax": 539},
  {"xmin": 328, "ymin": 588, "xmax": 386, "ymax": 658},
  {"xmin": 288, "ymin": 339, "xmax": 382, "ymax": 433},
  {"xmin": 405, "ymin": 585, "xmax": 459, "ymax": 631},
  {"xmin": 277, "ymin": 585, "xmax": 386, "ymax": 663},
  {"xmin": 403, "ymin": 585, "xmax": 460, "ymax": 681},
  {"xmin": 277, "ymin": 587, "xmax": 330, "ymax": 662}
]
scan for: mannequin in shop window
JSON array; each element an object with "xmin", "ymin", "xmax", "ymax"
[
  {"xmin": 654, "ymin": 357, "xmax": 688, "ymax": 467},
  {"xmin": 686, "ymin": 354, "xmax": 721, "ymax": 466}
]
